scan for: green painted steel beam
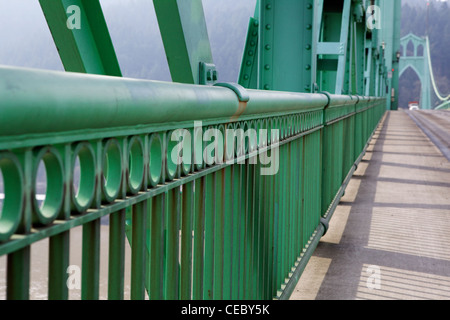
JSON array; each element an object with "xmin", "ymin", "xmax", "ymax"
[
  {"xmin": 257, "ymin": 0, "xmax": 315, "ymax": 93},
  {"xmin": 238, "ymin": 17, "xmax": 259, "ymax": 89},
  {"xmin": 39, "ymin": 0, "xmax": 121, "ymax": 76},
  {"xmin": 315, "ymin": 0, "xmax": 352, "ymax": 95},
  {"xmin": 153, "ymin": 0, "xmax": 215, "ymax": 85},
  {"xmin": 349, "ymin": 1, "xmax": 366, "ymax": 95},
  {"xmin": 335, "ymin": 0, "xmax": 352, "ymax": 95}
]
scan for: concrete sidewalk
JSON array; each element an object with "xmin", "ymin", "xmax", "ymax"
[{"xmin": 291, "ymin": 110, "xmax": 450, "ymax": 300}]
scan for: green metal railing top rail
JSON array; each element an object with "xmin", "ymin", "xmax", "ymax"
[{"xmin": 0, "ymin": 65, "xmax": 385, "ymax": 300}]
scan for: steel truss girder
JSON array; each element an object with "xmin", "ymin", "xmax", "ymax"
[
  {"xmin": 39, "ymin": 0, "xmax": 121, "ymax": 76},
  {"xmin": 153, "ymin": 0, "xmax": 215, "ymax": 85}
]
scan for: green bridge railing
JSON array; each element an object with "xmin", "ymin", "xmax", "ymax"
[{"xmin": 0, "ymin": 65, "xmax": 385, "ymax": 300}]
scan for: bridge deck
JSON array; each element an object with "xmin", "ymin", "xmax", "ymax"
[{"xmin": 291, "ymin": 110, "xmax": 450, "ymax": 300}]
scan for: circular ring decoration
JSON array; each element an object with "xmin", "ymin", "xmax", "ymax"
[
  {"xmin": 165, "ymin": 131, "xmax": 179, "ymax": 181},
  {"xmin": 127, "ymin": 136, "xmax": 145, "ymax": 195},
  {"xmin": 102, "ymin": 138, "xmax": 122, "ymax": 203},
  {"xmin": 234, "ymin": 122, "xmax": 244, "ymax": 159},
  {"xmin": 268, "ymin": 118, "xmax": 274, "ymax": 146},
  {"xmin": 32, "ymin": 146, "xmax": 64, "ymax": 225},
  {"xmin": 0, "ymin": 152, "xmax": 24, "ymax": 242},
  {"xmin": 203, "ymin": 126, "xmax": 216, "ymax": 167},
  {"xmin": 255, "ymin": 119, "xmax": 262, "ymax": 150},
  {"xmin": 288, "ymin": 114, "xmax": 295, "ymax": 137},
  {"xmin": 261, "ymin": 118, "xmax": 269, "ymax": 148},
  {"xmin": 282, "ymin": 116, "xmax": 287, "ymax": 140},
  {"xmin": 224, "ymin": 122, "xmax": 236, "ymax": 163},
  {"xmin": 181, "ymin": 129, "xmax": 193, "ymax": 176},
  {"xmin": 193, "ymin": 125, "xmax": 204, "ymax": 171},
  {"xmin": 242, "ymin": 121, "xmax": 250, "ymax": 156},
  {"xmin": 247, "ymin": 120, "xmax": 258, "ymax": 154},
  {"xmin": 272, "ymin": 118, "xmax": 280, "ymax": 144},
  {"xmin": 216, "ymin": 124, "xmax": 225, "ymax": 164},
  {"xmin": 71, "ymin": 142, "xmax": 96, "ymax": 213},
  {"xmin": 148, "ymin": 133, "xmax": 163, "ymax": 187}
]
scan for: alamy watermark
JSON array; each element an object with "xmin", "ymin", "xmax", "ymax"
[
  {"xmin": 365, "ymin": 265, "xmax": 382, "ymax": 290},
  {"xmin": 67, "ymin": 265, "xmax": 81, "ymax": 290},
  {"xmin": 170, "ymin": 121, "xmax": 280, "ymax": 176},
  {"xmin": 66, "ymin": 5, "xmax": 81, "ymax": 30}
]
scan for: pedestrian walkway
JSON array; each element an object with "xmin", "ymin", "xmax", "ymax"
[{"xmin": 291, "ymin": 110, "xmax": 450, "ymax": 300}]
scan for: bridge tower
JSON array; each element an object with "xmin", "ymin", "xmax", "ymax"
[{"xmin": 399, "ymin": 33, "xmax": 432, "ymax": 109}]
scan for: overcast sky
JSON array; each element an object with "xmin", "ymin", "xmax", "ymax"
[
  {"xmin": 0, "ymin": 0, "xmax": 444, "ymax": 81},
  {"xmin": 0, "ymin": 0, "xmax": 256, "ymax": 82}
]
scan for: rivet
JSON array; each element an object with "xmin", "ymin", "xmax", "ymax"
[
  {"xmin": 248, "ymin": 50, "xmax": 254, "ymax": 56},
  {"xmin": 306, "ymin": 44, "xmax": 311, "ymax": 50},
  {"xmin": 306, "ymin": 24, "xmax": 312, "ymax": 30},
  {"xmin": 266, "ymin": 4, "xmax": 272, "ymax": 9},
  {"xmin": 253, "ymin": 20, "xmax": 259, "ymax": 28},
  {"xmin": 246, "ymin": 60, "xmax": 252, "ymax": 66},
  {"xmin": 265, "ymin": 64, "xmax": 271, "ymax": 70},
  {"xmin": 305, "ymin": 64, "xmax": 311, "ymax": 70},
  {"xmin": 265, "ymin": 44, "xmax": 271, "ymax": 50},
  {"xmin": 250, "ymin": 40, "xmax": 256, "ymax": 47},
  {"xmin": 252, "ymin": 31, "xmax": 258, "ymax": 36},
  {"xmin": 244, "ymin": 75, "xmax": 249, "ymax": 80},
  {"xmin": 307, "ymin": 3, "xmax": 313, "ymax": 9},
  {"xmin": 266, "ymin": 24, "xmax": 271, "ymax": 30},
  {"xmin": 264, "ymin": 84, "xmax": 270, "ymax": 90}
]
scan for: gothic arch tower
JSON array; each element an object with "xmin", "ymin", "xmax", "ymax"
[{"xmin": 399, "ymin": 33, "xmax": 432, "ymax": 109}]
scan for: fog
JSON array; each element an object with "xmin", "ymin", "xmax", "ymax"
[{"xmin": 0, "ymin": 0, "xmax": 256, "ymax": 82}]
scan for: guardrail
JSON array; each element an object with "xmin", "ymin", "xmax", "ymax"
[{"xmin": 0, "ymin": 65, "xmax": 386, "ymax": 300}]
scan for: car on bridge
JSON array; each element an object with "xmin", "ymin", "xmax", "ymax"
[{"xmin": 408, "ymin": 101, "xmax": 419, "ymax": 110}]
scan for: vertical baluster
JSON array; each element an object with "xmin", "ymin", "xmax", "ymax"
[
  {"xmin": 244, "ymin": 158, "xmax": 254, "ymax": 299},
  {"xmin": 203, "ymin": 174, "xmax": 215, "ymax": 300},
  {"xmin": 192, "ymin": 177, "xmax": 205, "ymax": 300},
  {"xmin": 252, "ymin": 161, "xmax": 261, "ymax": 300},
  {"xmin": 108, "ymin": 209, "xmax": 126, "ymax": 300},
  {"xmin": 180, "ymin": 181, "xmax": 194, "ymax": 300},
  {"xmin": 48, "ymin": 231, "xmax": 70, "ymax": 300},
  {"xmin": 238, "ymin": 163, "xmax": 246, "ymax": 300},
  {"xmin": 7, "ymin": 246, "xmax": 30, "ymax": 300},
  {"xmin": 213, "ymin": 169, "xmax": 224, "ymax": 300},
  {"xmin": 81, "ymin": 218, "xmax": 100, "ymax": 300},
  {"xmin": 165, "ymin": 187, "xmax": 180, "ymax": 299},
  {"xmin": 130, "ymin": 196, "xmax": 147, "ymax": 300},
  {"xmin": 231, "ymin": 165, "xmax": 241, "ymax": 300},
  {"xmin": 150, "ymin": 193, "xmax": 165, "ymax": 300},
  {"xmin": 222, "ymin": 166, "xmax": 233, "ymax": 300}
]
